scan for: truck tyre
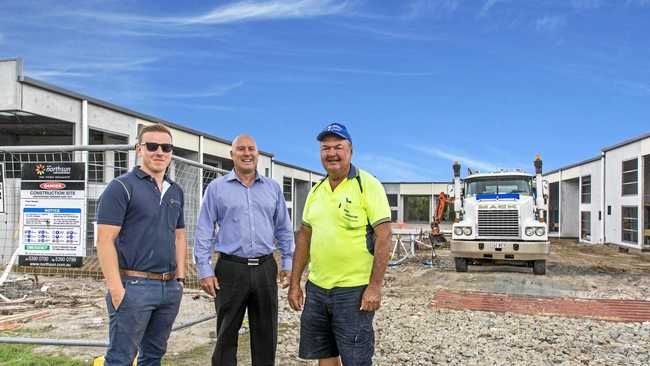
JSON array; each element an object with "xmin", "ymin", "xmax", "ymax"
[
  {"xmin": 532, "ymin": 260, "xmax": 546, "ymax": 275},
  {"xmin": 454, "ymin": 258, "xmax": 468, "ymax": 272}
]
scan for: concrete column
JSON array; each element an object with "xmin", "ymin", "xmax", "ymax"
[
  {"xmin": 600, "ymin": 153, "xmax": 606, "ymax": 244},
  {"xmin": 198, "ymin": 136, "xmax": 204, "ymax": 202},
  {"xmin": 129, "ymin": 123, "xmax": 138, "ymax": 168},
  {"xmin": 638, "ymin": 154, "xmax": 642, "ymax": 248},
  {"xmin": 558, "ymin": 170, "xmax": 562, "ymax": 237},
  {"xmin": 73, "ymin": 100, "xmax": 87, "ymax": 162},
  {"xmin": 578, "ymin": 176, "xmax": 582, "ymax": 242}
]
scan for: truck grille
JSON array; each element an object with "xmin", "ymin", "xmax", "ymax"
[{"xmin": 478, "ymin": 209, "xmax": 519, "ymax": 238}]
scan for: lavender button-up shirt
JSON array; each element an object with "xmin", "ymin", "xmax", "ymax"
[{"xmin": 194, "ymin": 170, "xmax": 294, "ymax": 279}]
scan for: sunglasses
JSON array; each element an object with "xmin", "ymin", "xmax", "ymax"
[{"xmin": 140, "ymin": 142, "xmax": 173, "ymax": 153}]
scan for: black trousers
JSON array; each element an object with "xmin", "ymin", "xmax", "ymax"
[{"xmin": 212, "ymin": 256, "xmax": 278, "ymax": 366}]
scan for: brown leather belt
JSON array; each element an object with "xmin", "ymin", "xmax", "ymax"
[{"xmin": 120, "ymin": 269, "xmax": 176, "ymax": 281}]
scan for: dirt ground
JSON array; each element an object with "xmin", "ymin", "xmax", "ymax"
[{"xmin": 1, "ymin": 239, "xmax": 649, "ymax": 365}]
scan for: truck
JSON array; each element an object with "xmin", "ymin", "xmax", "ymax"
[{"xmin": 450, "ymin": 156, "xmax": 549, "ymax": 275}]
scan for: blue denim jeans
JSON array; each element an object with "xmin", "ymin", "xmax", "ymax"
[
  {"xmin": 299, "ymin": 281, "xmax": 375, "ymax": 366},
  {"xmin": 104, "ymin": 277, "xmax": 182, "ymax": 366}
]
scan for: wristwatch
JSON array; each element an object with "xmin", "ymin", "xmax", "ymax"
[{"xmin": 177, "ymin": 278, "xmax": 185, "ymax": 285}]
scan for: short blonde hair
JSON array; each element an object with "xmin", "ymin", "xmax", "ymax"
[{"xmin": 137, "ymin": 124, "xmax": 172, "ymax": 143}]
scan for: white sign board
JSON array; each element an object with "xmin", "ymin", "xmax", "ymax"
[{"xmin": 18, "ymin": 162, "xmax": 86, "ymax": 268}]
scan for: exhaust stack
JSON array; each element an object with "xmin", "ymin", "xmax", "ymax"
[
  {"xmin": 534, "ymin": 154, "xmax": 545, "ymax": 221},
  {"xmin": 453, "ymin": 161, "xmax": 461, "ymax": 216}
]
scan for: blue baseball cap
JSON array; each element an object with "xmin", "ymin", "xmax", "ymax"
[{"xmin": 316, "ymin": 122, "xmax": 352, "ymax": 142}]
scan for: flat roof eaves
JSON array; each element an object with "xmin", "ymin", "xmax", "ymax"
[
  {"xmin": 601, "ymin": 131, "xmax": 650, "ymax": 152},
  {"xmin": 543, "ymin": 155, "xmax": 601, "ymax": 176},
  {"xmin": 19, "ymin": 76, "xmax": 274, "ymax": 157}
]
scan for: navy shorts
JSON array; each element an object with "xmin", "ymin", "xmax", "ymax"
[{"xmin": 299, "ymin": 281, "xmax": 375, "ymax": 366}]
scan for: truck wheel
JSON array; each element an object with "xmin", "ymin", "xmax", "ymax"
[
  {"xmin": 454, "ymin": 258, "xmax": 468, "ymax": 272},
  {"xmin": 532, "ymin": 260, "xmax": 546, "ymax": 275}
]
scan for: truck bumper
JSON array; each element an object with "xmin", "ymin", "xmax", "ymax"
[{"xmin": 451, "ymin": 240, "xmax": 550, "ymax": 261}]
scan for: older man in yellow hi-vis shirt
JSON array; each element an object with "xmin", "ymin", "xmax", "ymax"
[{"xmin": 288, "ymin": 122, "xmax": 392, "ymax": 366}]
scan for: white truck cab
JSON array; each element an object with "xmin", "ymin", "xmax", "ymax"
[{"xmin": 451, "ymin": 156, "xmax": 549, "ymax": 275}]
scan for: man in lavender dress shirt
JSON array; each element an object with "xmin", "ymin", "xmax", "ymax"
[{"xmin": 194, "ymin": 134, "xmax": 294, "ymax": 366}]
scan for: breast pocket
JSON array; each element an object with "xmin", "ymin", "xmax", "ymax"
[{"xmin": 339, "ymin": 203, "xmax": 367, "ymax": 229}]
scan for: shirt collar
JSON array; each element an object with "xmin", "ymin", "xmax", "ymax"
[
  {"xmin": 226, "ymin": 169, "xmax": 263, "ymax": 184},
  {"xmin": 347, "ymin": 164, "xmax": 358, "ymax": 179},
  {"xmin": 133, "ymin": 166, "xmax": 173, "ymax": 184},
  {"xmin": 321, "ymin": 164, "xmax": 358, "ymax": 183}
]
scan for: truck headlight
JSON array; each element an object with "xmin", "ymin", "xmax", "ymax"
[
  {"xmin": 535, "ymin": 227, "xmax": 545, "ymax": 236},
  {"xmin": 463, "ymin": 227, "xmax": 472, "ymax": 236},
  {"xmin": 454, "ymin": 227, "xmax": 463, "ymax": 236},
  {"xmin": 525, "ymin": 227, "xmax": 534, "ymax": 236}
]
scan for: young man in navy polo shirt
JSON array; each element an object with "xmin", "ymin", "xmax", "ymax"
[{"xmin": 96, "ymin": 124, "xmax": 186, "ymax": 366}]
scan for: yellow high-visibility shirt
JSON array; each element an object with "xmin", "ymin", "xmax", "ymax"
[{"xmin": 302, "ymin": 165, "xmax": 391, "ymax": 289}]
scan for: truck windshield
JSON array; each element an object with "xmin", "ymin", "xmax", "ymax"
[{"xmin": 465, "ymin": 177, "xmax": 532, "ymax": 195}]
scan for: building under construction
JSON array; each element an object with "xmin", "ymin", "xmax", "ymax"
[{"xmin": 1, "ymin": 57, "xmax": 648, "ymax": 265}]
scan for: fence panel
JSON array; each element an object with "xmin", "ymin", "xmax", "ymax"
[
  {"xmin": 0, "ymin": 145, "xmax": 227, "ymax": 290},
  {"xmin": 0, "ymin": 145, "xmax": 227, "ymax": 353}
]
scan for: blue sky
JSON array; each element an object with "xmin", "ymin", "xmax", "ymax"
[{"xmin": 1, "ymin": 0, "xmax": 649, "ymax": 181}]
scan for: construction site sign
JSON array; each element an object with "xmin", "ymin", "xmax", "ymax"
[
  {"xmin": 18, "ymin": 162, "xmax": 86, "ymax": 268},
  {"xmin": 0, "ymin": 163, "xmax": 5, "ymax": 213}
]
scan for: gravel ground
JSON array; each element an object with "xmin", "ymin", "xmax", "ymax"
[
  {"xmin": 4, "ymin": 239, "xmax": 650, "ymax": 365},
  {"xmin": 275, "ymin": 240, "xmax": 650, "ymax": 365}
]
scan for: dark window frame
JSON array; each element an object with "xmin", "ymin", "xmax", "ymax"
[
  {"xmin": 580, "ymin": 211, "xmax": 591, "ymax": 241},
  {"xmin": 403, "ymin": 195, "xmax": 431, "ymax": 224},
  {"xmin": 622, "ymin": 206, "xmax": 638, "ymax": 244},
  {"xmin": 283, "ymin": 177, "xmax": 292, "ymax": 201},
  {"xmin": 581, "ymin": 175, "xmax": 591, "ymax": 204},
  {"xmin": 622, "ymin": 158, "xmax": 638, "ymax": 196},
  {"xmin": 386, "ymin": 194, "xmax": 398, "ymax": 207}
]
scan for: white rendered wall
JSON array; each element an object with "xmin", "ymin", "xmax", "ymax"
[{"xmin": 604, "ymin": 140, "xmax": 647, "ymax": 248}]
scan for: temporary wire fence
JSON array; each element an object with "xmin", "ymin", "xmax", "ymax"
[{"xmin": 0, "ymin": 144, "xmax": 226, "ymax": 349}]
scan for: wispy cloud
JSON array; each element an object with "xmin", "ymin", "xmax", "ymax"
[
  {"xmin": 28, "ymin": 58, "xmax": 159, "ymax": 81},
  {"xmin": 409, "ymin": 146, "xmax": 499, "ymax": 172},
  {"xmin": 535, "ymin": 15, "xmax": 567, "ymax": 33},
  {"xmin": 356, "ymin": 154, "xmax": 431, "ymax": 181},
  {"xmin": 309, "ymin": 66, "xmax": 437, "ymax": 77},
  {"xmin": 330, "ymin": 22, "xmax": 439, "ymax": 41},
  {"xmin": 155, "ymin": 82, "xmax": 245, "ymax": 99},
  {"xmin": 29, "ymin": 70, "xmax": 93, "ymax": 79},
  {"xmin": 144, "ymin": 101, "xmax": 241, "ymax": 112},
  {"xmin": 71, "ymin": 0, "xmax": 352, "ymax": 26},
  {"xmin": 478, "ymin": 0, "xmax": 509, "ymax": 18}
]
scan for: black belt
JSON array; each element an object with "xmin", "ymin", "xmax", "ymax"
[{"xmin": 219, "ymin": 253, "xmax": 273, "ymax": 266}]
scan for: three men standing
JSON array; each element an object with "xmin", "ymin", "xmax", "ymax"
[
  {"xmin": 289, "ymin": 123, "xmax": 392, "ymax": 366},
  {"xmin": 194, "ymin": 134, "xmax": 295, "ymax": 366},
  {"xmin": 97, "ymin": 124, "xmax": 186, "ymax": 366},
  {"xmin": 97, "ymin": 123, "xmax": 389, "ymax": 365}
]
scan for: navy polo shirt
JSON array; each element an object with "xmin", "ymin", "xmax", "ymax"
[{"xmin": 96, "ymin": 166, "xmax": 185, "ymax": 273}]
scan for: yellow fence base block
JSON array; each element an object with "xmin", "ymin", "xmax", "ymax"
[{"xmin": 93, "ymin": 355, "xmax": 138, "ymax": 365}]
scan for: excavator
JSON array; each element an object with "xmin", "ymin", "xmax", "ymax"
[
  {"xmin": 431, "ymin": 192, "xmax": 447, "ymax": 235},
  {"xmin": 429, "ymin": 192, "xmax": 449, "ymax": 256}
]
